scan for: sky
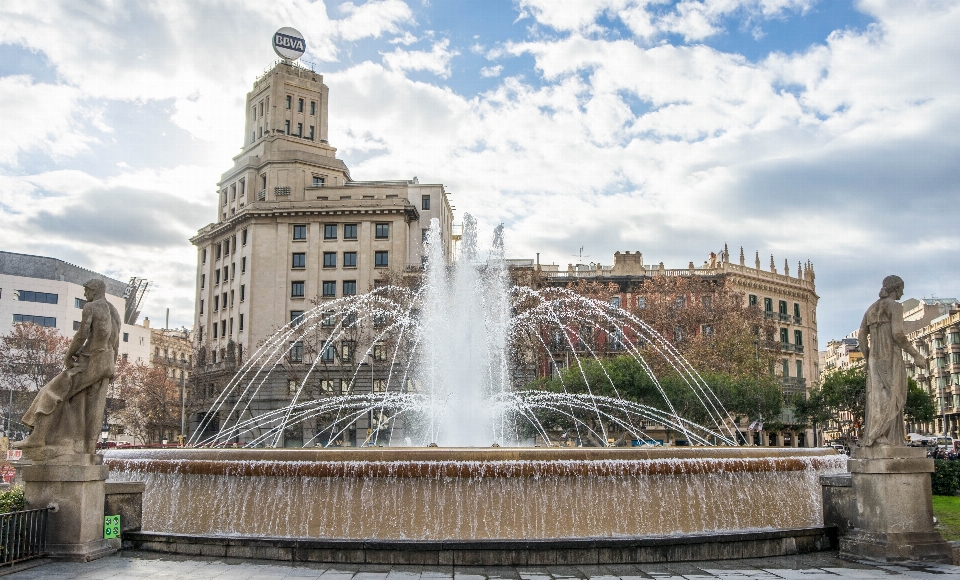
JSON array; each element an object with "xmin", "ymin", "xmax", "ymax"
[{"xmin": 1, "ymin": 0, "xmax": 959, "ymax": 344}]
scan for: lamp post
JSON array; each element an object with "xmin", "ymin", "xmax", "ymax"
[
  {"xmin": 5, "ymin": 364, "xmax": 13, "ymax": 438},
  {"xmin": 100, "ymin": 421, "xmax": 110, "ymax": 450},
  {"xmin": 179, "ymin": 355, "xmax": 187, "ymax": 447}
]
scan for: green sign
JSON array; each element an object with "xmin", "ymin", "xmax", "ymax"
[{"xmin": 104, "ymin": 515, "xmax": 120, "ymax": 539}]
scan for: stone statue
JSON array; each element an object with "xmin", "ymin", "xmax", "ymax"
[
  {"xmin": 858, "ymin": 275, "xmax": 925, "ymax": 448},
  {"xmin": 16, "ymin": 279, "xmax": 121, "ymax": 460}
]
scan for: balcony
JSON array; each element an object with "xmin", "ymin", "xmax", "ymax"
[
  {"xmin": 782, "ymin": 377, "xmax": 807, "ymax": 389},
  {"xmin": 795, "ymin": 345, "xmax": 805, "ymax": 354},
  {"xmin": 764, "ymin": 311, "xmax": 777, "ymax": 320},
  {"xmin": 781, "ymin": 343, "xmax": 796, "ymax": 352},
  {"xmin": 779, "ymin": 313, "xmax": 792, "ymax": 323},
  {"xmin": 794, "ymin": 315, "xmax": 802, "ymax": 325}
]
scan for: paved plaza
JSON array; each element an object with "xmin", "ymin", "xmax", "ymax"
[{"xmin": 5, "ymin": 551, "xmax": 960, "ymax": 580}]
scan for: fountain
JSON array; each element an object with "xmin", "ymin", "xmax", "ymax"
[{"xmin": 106, "ymin": 217, "xmax": 845, "ymax": 564}]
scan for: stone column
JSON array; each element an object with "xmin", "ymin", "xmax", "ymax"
[
  {"xmin": 775, "ymin": 432, "xmax": 784, "ymax": 446},
  {"xmin": 839, "ymin": 446, "xmax": 952, "ymax": 563},
  {"xmin": 22, "ymin": 454, "xmax": 119, "ymax": 561},
  {"xmin": 792, "ymin": 431, "xmax": 800, "ymax": 447},
  {"xmin": 760, "ymin": 431, "xmax": 769, "ymax": 446}
]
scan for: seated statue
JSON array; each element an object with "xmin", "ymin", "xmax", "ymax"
[{"xmin": 16, "ymin": 279, "xmax": 121, "ymax": 460}]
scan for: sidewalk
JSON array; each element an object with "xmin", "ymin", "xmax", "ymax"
[{"xmin": 3, "ymin": 550, "xmax": 960, "ymax": 580}]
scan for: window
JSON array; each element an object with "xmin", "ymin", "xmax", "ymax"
[
  {"xmin": 794, "ymin": 330, "xmax": 803, "ymax": 347},
  {"xmin": 200, "ymin": 274, "xmax": 205, "ymax": 289},
  {"xmin": 298, "ymin": 97, "xmax": 304, "ymax": 112},
  {"xmin": 312, "ymin": 175, "xmax": 325, "ymax": 187},
  {"xmin": 749, "ymin": 294, "xmax": 758, "ymax": 307},
  {"xmin": 636, "ymin": 296, "xmax": 646, "ymax": 309},
  {"xmin": 321, "ymin": 311, "xmax": 336, "ymax": 327},
  {"xmin": 293, "ymin": 253, "xmax": 306, "ymax": 268},
  {"xmin": 344, "ymin": 224, "xmax": 357, "ymax": 239},
  {"xmin": 285, "ymin": 95, "xmax": 291, "ymax": 109},
  {"xmin": 199, "ymin": 299, "xmax": 204, "ymax": 314},
  {"xmin": 230, "ymin": 263, "xmax": 235, "ymax": 280},
  {"xmin": 290, "ymin": 341, "xmax": 303, "ymax": 363},
  {"xmin": 375, "ymin": 223, "xmax": 389, "ymax": 239},
  {"xmin": 17, "ymin": 291, "xmax": 58, "ymax": 304},
  {"xmin": 284, "ymin": 120, "xmax": 290, "ymax": 135},
  {"xmin": 240, "ymin": 285, "xmax": 245, "ymax": 301},
  {"xmin": 229, "ymin": 317, "xmax": 233, "ymax": 335},
  {"xmin": 239, "ymin": 313, "xmax": 244, "ymax": 331},
  {"xmin": 242, "ymin": 229, "xmax": 247, "ymax": 245},
  {"xmin": 701, "ymin": 324, "xmax": 714, "ymax": 337},
  {"xmin": 202, "ymin": 248, "xmax": 207, "ymax": 264},
  {"xmin": 308, "ymin": 126, "xmax": 314, "ymax": 140},
  {"xmin": 290, "ymin": 311, "xmax": 304, "ymax": 326},
  {"xmin": 796, "ymin": 360, "xmax": 803, "ymax": 379},
  {"xmin": 373, "ymin": 379, "xmax": 387, "ymax": 393},
  {"xmin": 293, "ymin": 225, "xmax": 307, "ymax": 240},
  {"xmin": 216, "ymin": 243, "xmax": 222, "ymax": 260},
  {"xmin": 214, "ymin": 295, "xmax": 219, "ymax": 311},
  {"xmin": 779, "ymin": 300, "xmax": 788, "ymax": 315},
  {"xmin": 763, "ymin": 297, "xmax": 773, "ymax": 312},
  {"xmin": 291, "ymin": 281, "xmax": 305, "ymax": 298},
  {"xmin": 321, "ymin": 345, "xmax": 335, "ymax": 363},
  {"xmin": 422, "ymin": 228, "xmax": 429, "ymax": 243},
  {"xmin": 73, "ymin": 321, "xmax": 81, "ymax": 331},
  {"xmin": 375, "ymin": 251, "xmax": 389, "ymax": 268},
  {"xmin": 213, "ymin": 322, "xmax": 218, "ymax": 338},
  {"xmin": 241, "ymin": 257, "xmax": 246, "ymax": 273},
  {"xmin": 343, "ymin": 281, "xmax": 357, "ymax": 296},
  {"xmin": 12, "ymin": 314, "xmax": 56, "ymax": 327},
  {"xmin": 323, "ymin": 252, "xmax": 336, "ymax": 268},
  {"xmin": 261, "ymin": 174, "xmax": 267, "ymax": 190},
  {"xmin": 119, "ymin": 331, "xmax": 128, "ymax": 343},
  {"xmin": 674, "ymin": 295, "xmax": 685, "ymax": 308},
  {"xmin": 324, "ymin": 224, "xmax": 337, "ymax": 240},
  {"xmin": 422, "ymin": 195, "xmax": 431, "ymax": 210},
  {"xmin": 221, "ymin": 320, "xmax": 227, "ymax": 336},
  {"xmin": 75, "ymin": 298, "xmax": 86, "ymax": 309},
  {"xmin": 322, "ymin": 281, "xmax": 336, "ymax": 297},
  {"xmin": 609, "ymin": 296, "xmax": 621, "ymax": 308},
  {"xmin": 701, "ymin": 295, "xmax": 712, "ymax": 309},
  {"xmin": 782, "ymin": 359, "xmax": 789, "ymax": 377},
  {"xmin": 222, "ymin": 292, "xmax": 227, "ymax": 308},
  {"xmin": 214, "ymin": 270, "xmax": 220, "ymax": 285},
  {"xmin": 780, "ymin": 328, "xmax": 789, "ymax": 344},
  {"xmin": 230, "ymin": 290, "xmax": 234, "ymax": 305},
  {"xmin": 297, "ymin": 122, "xmax": 302, "ymax": 136},
  {"xmin": 310, "ymin": 101, "xmax": 316, "ymax": 115},
  {"xmin": 794, "ymin": 303, "xmax": 801, "ymax": 318},
  {"xmin": 341, "ymin": 341, "xmax": 355, "ymax": 363},
  {"xmin": 223, "ymin": 265, "xmax": 229, "ymax": 280},
  {"xmin": 373, "ymin": 314, "xmax": 386, "ymax": 328},
  {"xmin": 374, "ymin": 343, "xmax": 387, "ymax": 362}
]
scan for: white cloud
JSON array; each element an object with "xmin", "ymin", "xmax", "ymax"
[
  {"xmin": 480, "ymin": 65, "xmax": 503, "ymax": 78},
  {"xmin": 382, "ymin": 39, "xmax": 459, "ymax": 78},
  {"xmin": 389, "ymin": 31, "xmax": 420, "ymax": 45},
  {"xmin": 0, "ymin": 76, "xmax": 99, "ymax": 166},
  {"xmin": 337, "ymin": 0, "xmax": 414, "ymax": 42}
]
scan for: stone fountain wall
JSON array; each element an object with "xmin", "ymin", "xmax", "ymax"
[{"xmin": 106, "ymin": 447, "xmax": 844, "ymax": 541}]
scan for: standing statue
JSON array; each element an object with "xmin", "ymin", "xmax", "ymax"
[
  {"xmin": 16, "ymin": 279, "xmax": 121, "ymax": 459},
  {"xmin": 858, "ymin": 275, "xmax": 926, "ymax": 448}
]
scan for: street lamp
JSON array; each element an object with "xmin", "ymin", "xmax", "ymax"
[
  {"xmin": 5, "ymin": 364, "xmax": 13, "ymax": 438},
  {"xmin": 100, "ymin": 421, "xmax": 110, "ymax": 449},
  {"xmin": 179, "ymin": 355, "xmax": 187, "ymax": 447}
]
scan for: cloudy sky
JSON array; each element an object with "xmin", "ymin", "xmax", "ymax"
[{"xmin": 1, "ymin": 0, "xmax": 958, "ymax": 343}]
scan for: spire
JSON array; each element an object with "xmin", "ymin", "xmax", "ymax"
[
  {"xmin": 784, "ymin": 258, "xmax": 789, "ymax": 277},
  {"xmin": 770, "ymin": 254, "xmax": 776, "ymax": 273},
  {"xmin": 739, "ymin": 246, "xmax": 745, "ymax": 266},
  {"xmin": 723, "ymin": 243, "xmax": 730, "ymax": 263},
  {"xmin": 755, "ymin": 251, "xmax": 760, "ymax": 270},
  {"xmin": 798, "ymin": 261, "xmax": 802, "ymax": 281}
]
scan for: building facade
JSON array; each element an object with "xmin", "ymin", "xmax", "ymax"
[
  {"xmin": 0, "ymin": 251, "xmax": 152, "ymax": 365},
  {"xmin": 190, "ymin": 60, "xmax": 454, "ymax": 368},
  {"xmin": 525, "ymin": 246, "xmax": 820, "ymax": 447},
  {"xmin": 904, "ymin": 302, "xmax": 960, "ymax": 437}
]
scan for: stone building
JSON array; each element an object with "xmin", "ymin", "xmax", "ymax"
[
  {"xmin": 904, "ymin": 301, "xmax": 960, "ymax": 436},
  {"xmin": 188, "ymin": 60, "xmax": 454, "ymax": 445},
  {"xmin": 521, "ymin": 245, "xmax": 820, "ymax": 447},
  {"xmin": 820, "ymin": 337, "xmax": 863, "ymax": 377},
  {"xmin": 148, "ymin": 322, "xmax": 193, "ymax": 388}
]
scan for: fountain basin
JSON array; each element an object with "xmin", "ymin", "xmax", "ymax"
[{"xmin": 106, "ymin": 447, "xmax": 844, "ymax": 542}]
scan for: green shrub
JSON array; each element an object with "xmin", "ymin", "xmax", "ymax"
[
  {"xmin": 0, "ymin": 486, "xmax": 24, "ymax": 513},
  {"xmin": 932, "ymin": 460, "xmax": 960, "ymax": 496}
]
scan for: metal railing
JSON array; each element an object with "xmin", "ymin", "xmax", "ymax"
[{"xmin": 0, "ymin": 508, "xmax": 48, "ymax": 566}]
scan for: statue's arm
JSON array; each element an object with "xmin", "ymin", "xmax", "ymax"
[
  {"xmin": 858, "ymin": 314, "xmax": 870, "ymax": 362},
  {"xmin": 65, "ymin": 305, "xmax": 94, "ymax": 367},
  {"xmin": 891, "ymin": 301, "xmax": 924, "ymax": 365}
]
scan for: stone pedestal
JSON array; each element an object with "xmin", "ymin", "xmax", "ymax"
[
  {"xmin": 22, "ymin": 454, "xmax": 119, "ymax": 562},
  {"xmin": 839, "ymin": 446, "xmax": 953, "ymax": 563}
]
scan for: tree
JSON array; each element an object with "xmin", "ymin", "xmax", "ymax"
[
  {"xmin": 113, "ymin": 359, "xmax": 181, "ymax": 444},
  {"xmin": 0, "ymin": 323, "xmax": 70, "ymax": 434},
  {"xmin": 792, "ymin": 365, "xmax": 865, "ymax": 443},
  {"xmin": 905, "ymin": 379, "xmax": 936, "ymax": 425}
]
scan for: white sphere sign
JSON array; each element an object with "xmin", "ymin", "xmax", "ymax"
[{"xmin": 273, "ymin": 27, "xmax": 306, "ymax": 60}]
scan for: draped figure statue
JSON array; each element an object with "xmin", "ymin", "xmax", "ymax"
[
  {"xmin": 858, "ymin": 275, "xmax": 926, "ymax": 448},
  {"xmin": 16, "ymin": 279, "xmax": 121, "ymax": 459}
]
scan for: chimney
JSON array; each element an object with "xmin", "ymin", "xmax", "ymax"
[{"xmin": 143, "ymin": 317, "xmax": 150, "ymax": 329}]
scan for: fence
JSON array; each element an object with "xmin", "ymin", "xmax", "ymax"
[{"xmin": 0, "ymin": 508, "xmax": 48, "ymax": 566}]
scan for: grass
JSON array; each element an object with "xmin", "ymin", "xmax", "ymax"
[{"xmin": 933, "ymin": 495, "xmax": 960, "ymax": 541}]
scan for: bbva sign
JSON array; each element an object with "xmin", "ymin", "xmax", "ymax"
[{"xmin": 273, "ymin": 27, "xmax": 305, "ymax": 60}]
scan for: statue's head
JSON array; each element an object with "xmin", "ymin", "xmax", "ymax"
[
  {"xmin": 83, "ymin": 279, "xmax": 107, "ymax": 301},
  {"xmin": 879, "ymin": 275, "xmax": 904, "ymax": 299}
]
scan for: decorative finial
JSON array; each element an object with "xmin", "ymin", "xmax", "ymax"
[
  {"xmin": 770, "ymin": 254, "xmax": 776, "ymax": 273},
  {"xmin": 784, "ymin": 258, "xmax": 789, "ymax": 277},
  {"xmin": 740, "ymin": 246, "xmax": 745, "ymax": 266},
  {"xmin": 723, "ymin": 243, "xmax": 730, "ymax": 263},
  {"xmin": 755, "ymin": 251, "xmax": 760, "ymax": 269}
]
